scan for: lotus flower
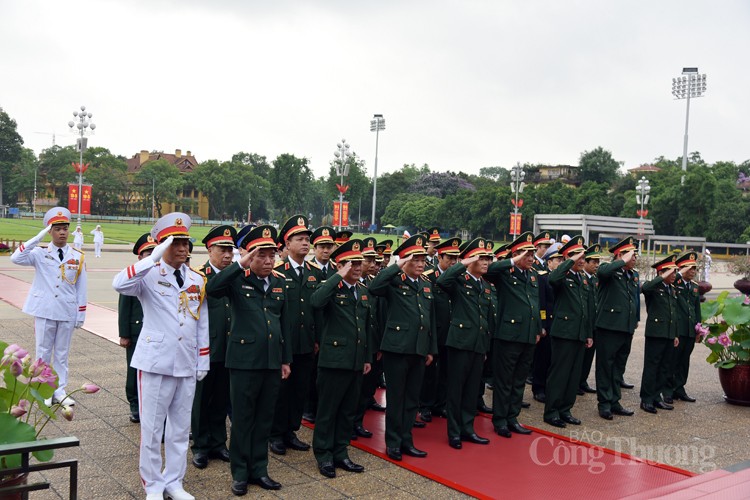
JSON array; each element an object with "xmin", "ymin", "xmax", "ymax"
[
  {"xmin": 1, "ymin": 344, "xmax": 28, "ymax": 368},
  {"xmin": 707, "ymin": 337, "xmax": 717, "ymax": 344},
  {"xmin": 718, "ymin": 333, "xmax": 731, "ymax": 347},
  {"xmin": 81, "ymin": 383, "xmax": 100, "ymax": 394},
  {"xmin": 61, "ymin": 406, "xmax": 74, "ymax": 421},
  {"xmin": 10, "ymin": 399, "xmax": 30, "ymax": 418}
]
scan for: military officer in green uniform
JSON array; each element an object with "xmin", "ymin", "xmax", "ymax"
[
  {"xmin": 423, "ymin": 227, "xmax": 441, "ymax": 268},
  {"xmin": 484, "ymin": 232, "xmax": 541, "ymax": 438},
  {"xmin": 544, "ymin": 236, "xmax": 594, "ymax": 428},
  {"xmin": 436, "ymin": 238, "xmax": 493, "ymax": 449},
  {"xmin": 579, "ymin": 244, "xmax": 603, "ymax": 395},
  {"xmin": 532, "ymin": 232, "xmax": 552, "ymax": 271},
  {"xmin": 377, "ymin": 240, "xmax": 394, "ymax": 268},
  {"xmin": 205, "ymin": 225, "xmax": 292, "ymax": 495},
  {"xmin": 640, "ymin": 255, "xmax": 680, "ymax": 414},
  {"xmin": 595, "ymin": 237, "xmax": 639, "ymax": 420},
  {"xmin": 368, "ymin": 234, "xmax": 438, "ymax": 461},
  {"xmin": 664, "ymin": 252, "xmax": 701, "ymax": 403},
  {"xmin": 311, "ymin": 239, "xmax": 373, "ymax": 478},
  {"xmin": 118, "ymin": 233, "xmax": 156, "ymax": 423},
  {"xmin": 334, "ymin": 230, "xmax": 353, "ymax": 246}
]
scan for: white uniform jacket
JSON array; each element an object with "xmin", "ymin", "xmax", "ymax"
[
  {"xmin": 112, "ymin": 259, "xmax": 210, "ymax": 376},
  {"xmin": 11, "ymin": 242, "xmax": 87, "ymax": 323}
]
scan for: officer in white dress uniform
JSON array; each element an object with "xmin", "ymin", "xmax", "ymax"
[
  {"xmin": 72, "ymin": 226, "xmax": 84, "ymax": 250},
  {"xmin": 112, "ymin": 212, "xmax": 210, "ymax": 500},
  {"xmin": 90, "ymin": 225, "xmax": 104, "ymax": 257},
  {"xmin": 11, "ymin": 207, "xmax": 87, "ymax": 405}
]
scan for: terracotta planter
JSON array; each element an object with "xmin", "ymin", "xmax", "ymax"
[
  {"xmin": 0, "ymin": 472, "xmax": 28, "ymax": 500},
  {"xmin": 733, "ymin": 278, "xmax": 750, "ymax": 295},
  {"xmin": 718, "ymin": 364, "xmax": 750, "ymax": 406}
]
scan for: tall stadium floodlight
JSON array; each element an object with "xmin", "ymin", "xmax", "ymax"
[
  {"xmin": 68, "ymin": 106, "xmax": 96, "ymax": 224},
  {"xmin": 672, "ymin": 68, "xmax": 707, "ymax": 184},
  {"xmin": 369, "ymin": 114, "xmax": 385, "ymax": 232}
]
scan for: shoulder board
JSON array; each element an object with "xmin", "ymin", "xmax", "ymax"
[
  {"xmin": 189, "ymin": 266, "xmax": 205, "ymax": 277},
  {"xmin": 422, "ymin": 269, "xmax": 435, "ymax": 277},
  {"xmin": 72, "ymin": 248, "xmax": 84, "ymax": 255},
  {"xmin": 271, "ymin": 269, "xmax": 285, "ymax": 279},
  {"xmin": 356, "ymin": 281, "xmax": 366, "ymax": 288},
  {"xmin": 273, "ymin": 261, "xmax": 285, "ymax": 269},
  {"xmin": 306, "ymin": 260, "xmax": 321, "ymax": 270},
  {"xmin": 537, "ymin": 270, "xmax": 548, "ymax": 275}
]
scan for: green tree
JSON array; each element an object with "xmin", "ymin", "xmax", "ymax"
[
  {"xmin": 708, "ymin": 179, "xmax": 748, "ymax": 243},
  {"xmin": 269, "ymin": 153, "xmax": 313, "ymax": 220},
  {"xmin": 135, "ymin": 159, "xmax": 184, "ymax": 217},
  {"xmin": 188, "ymin": 158, "xmax": 270, "ymax": 221},
  {"xmin": 5, "ymin": 148, "xmax": 37, "ymax": 208},
  {"xmin": 579, "ymin": 147, "xmax": 621, "ymax": 184},
  {"xmin": 0, "ymin": 107, "xmax": 25, "ymax": 206},
  {"xmin": 479, "ymin": 166, "xmax": 510, "ymax": 183},
  {"xmin": 37, "ymin": 146, "xmax": 79, "ymax": 206},
  {"xmin": 570, "ymin": 181, "xmax": 612, "ymax": 216},
  {"xmin": 83, "ymin": 147, "xmax": 128, "ymax": 215}
]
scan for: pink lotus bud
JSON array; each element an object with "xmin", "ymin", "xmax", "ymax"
[
  {"xmin": 707, "ymin": 337, "xmax": 717, "ymax": 344},
  {"xmin": 61, "ymin": 406, "xmax": 74, "ymax": 421},
  {"xmin": 9, "ymin": 360, "xmax": 23, "ymax": 377},
  {"xmin": 1, "ymin": 344, "xmax": 29, "ymax": 368},
  {"xmin": 81, "ymin": 383, "xmax": 100, "ymax": 394},
  {"xmin": 744, "ymin": 295, "xmax": 750, "ymax": 305},
  {"xmin": 10, "ymin": 400, "xmax": 30, "ymax": 418}
]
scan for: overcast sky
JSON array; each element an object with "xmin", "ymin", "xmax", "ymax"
[{"xmin": 1, "ymin": 0, "xmax": 748, "ymax": 179}]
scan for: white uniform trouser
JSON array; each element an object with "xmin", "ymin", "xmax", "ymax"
[
  {"xmin": 34, "ymin": 317, "xmax": 75, "ymax": 400},
  {"xmin": 94, "ymin": 242, "xmax": 102, "ymax": 257},
  {"xmin": 138, "ymin": 370, "xmax": 196, "ymax": 495}
]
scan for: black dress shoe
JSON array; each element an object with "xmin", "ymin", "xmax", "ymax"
[
  {"xmin": 285, "ymin": 436, "xmax": 310, "ymax": 451},
  {"xmin": 449, "ymin": 437, "xmax": 462, "ymax": 449},
  {"xmin": 612, "ymin": 407, "xmax": 634, "ymax": 416},
  {"xmin": 676, "ymin": 394, "xmax": 696, "ymax": 402},
  {"xmin": 318, "ymin": 462, "xmax": 336, "ymax": 478},
  {"xmin": 302, "ymin": 412, "xmax": 316, "ymax": 423},
  {"xmin": 350, "ymin": 433, "xmax": 358, "ymax": 441},
  {"xmin": 231, "ymin": 480, "xmax": 248, "ymax": 496},
  {"xmin": 251, "ymin": 476, "xmax": 281, "ymax": 490},
  {"xmin": 640, "ymin": 402, "xmax": 657, "ymax": 414},
  {"xmin": 533, "ymin": 393, "xmax": 546, "ymax": 403},
  {"xmin": 461, "ymin": 433, "xmax": 490, "ymax": 445},
  {"xmin": 620, "ymin": 381, "xmax": 635, "ymax": 389},
  {"xmin": 663, "ymin": 396, "xmax": 674, "ymax": 404},
  {"xmin": 192, "ymin": 452, "xmax": 208, "ymax": 469},
  {"xmin": 526, "ymin": 376, "xmax": 533, "ymax": 385},
  {"xmin": 476, "ymin": 403, "xmax": 492, "ymax": 414},
  {"xmin": 420, "ymin": 409, "xmax": 432, "ymax": 422},
  {"xmin": 655, "ymin": 401, "xmax": 674, "ymax": 410},
  {"xmin": 413, "ymin": 421, "xmax": 426, "ymax": 428},
  {"xmin": 269, "ymin": 441, "xmax": 287, "ymax": 455},
  {"xmin": 561, "ymin": 415, "xmax": 581, "ymax": 425},
  {"xmin": 544, "ymin": 417, "xmax": 567, "ymax": 428},
  {"xmin": 401, "ymin": 445, "xmax": 427, "ymax": 458},
  {"xmin": 129, "ymin": 412, "xmax": 140, "ymax": 423},
  {"xmin": 599, "ymin": 410, "xmax": 614, "ymax": 420},
  {"xmin": 577, "ymin": 388, "xmax": 585, "ymax": 396},
  {"xmin": 209, "ymin": 448, "xmax": 231, "ymax": 462},
  {"xmin": 509, "ymin": 423, "xmax": 532, "ymax": 435},
  {"xmin": 354, "ymin": 425, "xmax": 373, "ymax": 438},
  {"xmin": 334, "ymin": 458, "xmax": 364, "ymax": 473},
  {"xmin": 580, "ymin": 384, "xmax": 597, "ymax": 394},
  {"xmin": 386, "ymin": 447, "xmax": 402, "ymax": 461},
  {"xmin": 433, "ymin": 408, "xmax": 448, "ymax": 418},
  {"xmin": 521, "ymin": 401, "xmax": 531, "ymax": 408},
  {"xmin": 495, "ymin": 426, "xmax": 512, "ymax": 438},
  {"xmin": 369, "ymin": 402, "xmax": 386, "ymax": 412}
]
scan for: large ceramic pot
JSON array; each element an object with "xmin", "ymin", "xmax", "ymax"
[
  {"xmin": 733, "ymin": 278, "xmax": 750, "ymax": 296},
  {"xmin": 0, "ymin": 472, "xmax": 28, "ymax": 500},
  {"xmin": 718, "ymin": 364, "xmax": 750, "ymax": 406}
]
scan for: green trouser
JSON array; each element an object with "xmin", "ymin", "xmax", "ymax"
[
  {"xmin": 313, "ymin": 367, "xmax": 362, "ymax": 464},
  {"xmin": 544, "ymin": 337, "xmax": 585, "ymax": 420},
  {"xmin": 229, "ymin": 368, "xmax": 280, "ymax": 481},
  {"xmin": 191, "ymin": 362, "xmax": 230, "ymax": 454},
  {"xmin": 382, "ymin": 352, "xmax": 425, "ymax": 450},
  {"xmin": 354, "ymin": 357, "xmax": 383, "ymax": 427},
  {"xmin": 125, "ymin": 340, "xmax": 139, "ymax": 413},
  {"xmin": 595, "ymin": 329, "xmax": 632, "ymax": 412},
  {"xmin": 640, "ymin": 337, "xmax": 676, "ymax": 405},
  {"xmin": 579, "ymin": 330, "xmax": 596, "ymax": 388},
  {"xmin": 491, "ymin": 339, "xmax": 535, "ymax": 428},
  {"xmin": 446, "ymin": 347, "xmax": 484, "ymax": 439},
  {"xmin": 664, "ymin": 336, "xmax": 695, "ymax": 398},
  {"xmin": 270, "ymin": 352, "xmax": 314, "ymax": 443}
]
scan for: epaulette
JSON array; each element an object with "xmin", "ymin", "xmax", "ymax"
[
  {"xmin": 271, "ymin": 269, "xmax": 285, "ymax": 279},
  {"xmin": 72, "ymin": 248, "xmax": 85, "ymax": 255},
  {"xmin": 189, "ymin": 266, "xmax": 205, "ymax": 277},
  {"xmin": 422, "ymin": 269, "xmax": 435, "ymax": 277},
  {"xmin": 306, "ymin": 260, "xmax": 321, "ymax": 270},
  {"xmin": 537, "ymin": 270, "xmax": 548, "ymax": 275},
  {"xmin": 356, "ymin": 281, "xmax": 366, "ymax": 288},
  {"xmin": 274, "ymin": 260, "xmax": 285, "ymax": 269}
]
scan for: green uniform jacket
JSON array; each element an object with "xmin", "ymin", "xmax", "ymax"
[
  {"xmin": 422, "ymin": 267, "xmax": 453, "ymax": 346},
  {"xmin": 275, "ymin": 258, "xmax": 321, "ymax": 354},
  {"xmin": 435, "ymin": 263, "xmax": 492, "ymax": 354},
  {"xmin": 595, "ymin": 260, "xmax": 640, "ymax": 333},
  {"xmin": 642, "ymin": 276, "xmax": 678, "ymax": 339},
  {"xmin": 586, "ymin": 272, "xmax": 600, "ymax": 312},
  {"xmin": 310, "ymin": 274, "xmax": 373, "ymax": 370},
  {"xmin": 368, "ymin": 264, "xmax": 438, "ymax": 356},
  {"xmin": 363, "ymin": 275, "xmax": 385, "ymax": 351},
  {"xmin": 549, "ymin": 259, "xmax": 595, "ymax": 341},
  {"xmin": 200, "ymin": 262, "xmax": 232, "ymax": 363},
  {"xmin": 674, "ymin": 274, "xmax": 701, "ymax": 337},
  {"xmin": 205, "ymin": 261, "xmax": 292, "ymax": 369},
  {"xmin": 485, "ymin": 259, "xmax": 542, "ymax": 344},
  {"xmin": 118, "ymin": 294, "xmax": 144, "ymax": 341}
]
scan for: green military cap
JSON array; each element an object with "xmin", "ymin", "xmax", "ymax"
[
  {"xmin": 133, "ymin": 233, "xmax": 157, "ymax": 256},
  {"xmin": 335, "ymin": 230, "xmax": 353, "ymax": 246},
  {"xmin": 610, "ymin": 236, "xmax": 638, "ymax": 257},
  {"xmin": 675, "ymin": 251, "xmax": 698, "ymax": 268},
  {"xmin": 508, "ymin": 231, "xmax": 536, "ymax": 254},
  {"xmin": 485, "ymin": 240, "xmax": 494, "ymax": 252},
  {"xmin": 533, "ymin": 232, "xmax": 552, "ymax": 246},
  {"xmin": 237, "ymin": 224, "xmax": 278, "ymax": 252},
  {"xmin": 584, "ymin": 243, "xmax": 603, "ymax": 260},
  {"xmin": 361, "ymin": 237, "xmax": 378, "ymax": 256},
  {"xmin": 394, "ymin": 234, "xmax": 428, "ymax": 259},
  {"xmin": 331, "ymin": 238, "xmax": 365, "ymax": 263},
  {"xmin": 426, "ymin": 227, "xmax": 441, "ymax": 243},
  {"xmin": 188, "ymin": 240, "xmax": 194, "ymax": 257},
  {"xmin": 311, "ymin": 226, "xmax": 335, "ymax": 246},
  {"xmin": 494, "ymin": 243, "xmax": 510, "ymax": 260},
  {"xmin": 559, "ymin": 235, "xmax": 586, "ymax": 258},
  {"xmin": 435, "ymin": 237, "xmax": 462, "ymax": 256},
  {"xmin": 460, "ymin": 237, "xmax": 493, "ymax": 259},
  {"xmin": 279, "ymin": 214, "xmax": 312, "ymax": 243},
  {"xmin": 377, "ymin": 239, "xmax": 394, "ymax": 255},
  {"xmin": 202, "ymin": 225, "xmax": 237, "ymax": 248},
  {"xmin": 652, "ymin": 254, "xmax": 679, "ymax": 272}
]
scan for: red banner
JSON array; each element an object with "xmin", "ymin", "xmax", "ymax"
[
  {"xmin": 81, "ymin": 185, "xmax": 92, "ymax": 214},
  {"xmin": 509, "ymin": 212, "xmax": 522, "ymax": 236},
  {"xmin": 68, "ymin": 184, "xmax": 92, "ymax": 215},
  {"xmin": 333, "ymin": 201, "xmax": 350, "ymax": 227}
]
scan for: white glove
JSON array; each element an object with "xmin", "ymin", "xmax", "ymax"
[
  {"xmin": 196, "ymin": 370, "xmax": 208, "ymax": 382},
  {"xmin": 150, "ymin": 236, "xmax": 174, "ymax": 263},
  {"xmin": 26, "ymin": 225, "xmax": 52, "ymax": 246},
  {"xmin": 74, "ymin": 322, "xmax": 83, "ymax": 329}
]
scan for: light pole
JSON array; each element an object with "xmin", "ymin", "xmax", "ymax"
[
  {"xmin": 672, "ymin": 68, "xmax": 707, "ymax": 184},
  {"xmin": 67, "ymin": 105, "xmax": 96, "ymax": 225},
  {"xmin": 334, "ymin": 139, "xmax": 352, "ymax": 231},
  {"xmin": 636, "ymin": 175, "xmax": 651, "ymax": 241},
  {"xmin": 510, "ymin": 164, "xmax": 525, "ymax": 236},
  {"xmin": 370, "ymin": 114, "xmax": 385, "ymax": 232}
]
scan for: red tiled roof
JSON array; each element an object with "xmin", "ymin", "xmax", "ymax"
[{"xmin": 126, "ymin": 152, "xmax": 199, "ymax": 173}]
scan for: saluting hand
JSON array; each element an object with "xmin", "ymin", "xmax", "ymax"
[
  {"xmin": 461, "ymin": 255, "xmax": 480, "ymax": 267},
  {"xmin": 621, "ymin": 250, "xmax": 635, "ymax": 264},
  {"xmin": 337, "ymin": 261, "xmax": 353, "ymax": 279},
  {"xmin": 661, "ymin": 267, "xmax": 676, "ymax": 280},
  {"xmin": 239, "ymin": 246, "xmax": 259, "ymax": 269},
  {"xmin": 511, "ymin": 249, "xmax": 530, "ymax": 265},
  {"xmin": 571, "ymin": 251, "xmax": 585, "ymax": 262},
  {"xmin": 150, "ymin": 235, "xmax": 174, "ymax": 263},
  {"xmin": 397, "ymin": 254, "xmax": 412, "ymax": 269},
  {"xmin": 32, "ymin": 225, "xmax": 53, "ymax": 242}
]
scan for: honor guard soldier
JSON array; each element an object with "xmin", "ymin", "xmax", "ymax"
[
  {"xmin": 269, "ymin": 215, "xmax": 321, "ymax": 455},
  {"xmin": 310, "ymin": 239, "xmax": 373, "ymax": 478},
  {"xmin": 664, "ymin": 252, "xmax": 701, "ymax": 403},
  {"xmin": 484, "ymin": 231, "xmax": 541, "ymax": 438},
  {"xmin": 368, "ymin": 234, "xmax": 438, "ymax": 461},
  {"xmin": 205, "ymin": 225, "xmax": 291, "ymax": 495},
  {"xmin": 544, "ymin": 237, "xmax": 594, "ymax": 428},
  {"xmin": 595, "ymin": 237, "xmax": 639, "ymax": 420},
  {"xmin": 112, "ymin": 213, "xmax": 209, "ymax": 500},
  {"xmin": 191, "ymin": 225, "xmax": 236, "ymax": 469},
  {"xmin": 11, "ymin": 207, "xmax": 87, "ymax": 406},
  {"xmin": 436, "ymin": 238, "xmax": 493, "ymax": 449},
  {"xmin": 579, "ymin": 244, "xmax": 603, "ymax": 395},
  {"xmin": 640, "ymin": 255, "xmax": 680, "ymax": 414},
  {"xmin": 118, "ymin": 233, "xmax": 157, "ymax": 423},
  {"xmin": 532, "ymin": 232, "xmax": 552, "ymax": 271}
]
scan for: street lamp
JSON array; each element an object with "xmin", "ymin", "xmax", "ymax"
[
  {"xmin": 510, "ymin": 164, "xmax": 525, "ymax": 236},
  {"xmin": 636, "ymin": 175, "xmax": 651, "ymax": 241},
  {"xmin": 334, "ymin": 139, "xmax": 352, "ymax": 231},
  {"xmin": 370, "ymin": 114, "xmax": 385, "ymax": 232},
  {"xmin": 672, "ymin": 68, "xmax": 707, "ymax": 184},
  {"xmin": 67, "ymin": 106, "xmax": 96, "ymax": 225}
]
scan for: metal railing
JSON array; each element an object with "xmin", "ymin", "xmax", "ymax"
[{"xmin": 0, "ymin": 436, "xmax": 79, "ymax": 499}]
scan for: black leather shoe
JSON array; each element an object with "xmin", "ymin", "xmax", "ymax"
[
  {"xmin": 285, "ymin": 436, "xmax": 310, "ymax": 451},
  {"xmin": 509, "ymin": 423, "xmax": 532, "ymax": 435},
  {"xmin": 620, "ymin": 381, "xmax": 635, "ymax": 389},
  {"xmin": 350, "ymin": 432, "xmax": 358, "ymax": 441},
  {"xmin": 612, "ymin": 407, "xmax": 634, "ymax": 416},
  {"xmin": 302, "ymin": 412, "xmax": 316, "ymax": 423},
  {"xmin": 209, "ymin": 448, "xmax": 231, "ymax": 462},
  {"xmin": 420, "ymin": 409, "xmax": 432, "ymax": 422},
  {"xmin": 640, "ymin": 402, "xmax": 657, "ymax": 414},
  {"xmin": 413, "ymin": 421, "xmax": 426, "ymax": 428},
  {"xmin": 433, "ymin": 408, "xmax": 448, "ymax": 418},
  {"xmin": 461, "ymin": 433, "xmax": 490, "ymax": 445},
  {"xmin": 251, "ymin": 476, "xmax": 281, "ymax": 490},
  {"xmin": 676, "ymin": 394, "xmax": 696, "ymax": 402},
  {"xmin": 521, "ymin": 401, "xmax": 531, "ymax": 408},
  {"xmin": 386, "ymin": 447, "xmax": 402, "ymax": 461},
  {"xmin": 533, "ymin": 393, "xmax": 546, "ymax": 403},
  {"xmin": 476, "ymin": 403, "xmax": 492, "ymax": 414},
  {"xmin": 334, "ymin": 458, "xmax": 364, "ymax": 473},
  {"xmin": 269, "ymin": 441, "xmax": 286, "ymax": 455},
  {"xmin": 192, "ymin": 452, "xmax": 208, "ymax": 469},
  {"xmin": 318, "ymin": 462, "xmax": 336, "ymax": 478},
  {"xmin": 663, "ymin": 396, "xmax": 674, "ymax": 404},
  {"xmin": 562, "ymin": 415, "xmax": 581, "ymax": 425},
  {"xmin": 655, "ymin": 401, "xmax": 674, "ymax": 410},
  {"xmin": 580, "ymin": 384, "xmax": 597, "ymax": 394},
  {"xmin": 401, "ymin": 445, "xmax": 427, "ymax": 458},
  {"xmin": 599, "ymin": 410, "xmax": 614, "ymax": 420},
  {"xmin": 449, "ymin": 437, "xmax": 462, "ymax": 449},
  {"xmin": 369, "ymin": 402, "xmax": 386, "ymax": 412},
  {"xmin": 354, "ymin": 425, "xmax": 373, "ymax": 438},
  {"xmin": 231, "ymin": 480, "xmax": 248, "ymax": 496},
  {"xmin": 129, "ymin": 411, "xmax": 140, "ymax": 423},
  {"xmin": 544, "ymin": 417, "xmax": 567, "ymax": 428},
  {"xmin": 577, "ymin": 388, "xmax": 585, "ymax": 396},
  {"xmin": 526, "ymin": 376, "xmax": 533, "ymax": 385},
  {"xmin": 495, "ymin": 426, "xmax": 512, "ymax": 438}
]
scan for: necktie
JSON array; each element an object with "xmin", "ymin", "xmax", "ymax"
[
  {"xmin": 297, "ymin": 266, "xmax": 303, "ymax": 283},
  {"xmin": 350, "ymin": 284, "xmax": 358, "ymax": 300},
  {"xmin": 263, "ymin": 278, "xmax": 269, "ymax": 292},
  {"xmin": 58, "ymin": 248, "xmax": 64, "ymax": 261},
  {"xmin": 174, "ymin": 269, "xmax": 184, "ymax": 288}
]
